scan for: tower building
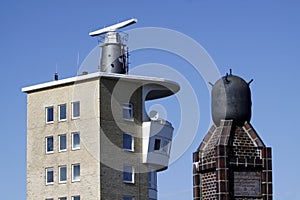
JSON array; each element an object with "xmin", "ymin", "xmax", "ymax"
[
  {"xmin": 193, "ymin": 71, "xmax": 273, "ymax": 200},
  {"xmin": 22, "ymin": 19, "xmax": 179, "ymax": 200}
]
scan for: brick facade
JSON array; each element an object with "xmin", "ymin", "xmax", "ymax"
[
  {"xmin": 24, "ymin": 73, "xmax": 178, "ymax": 200},
  {"xmin": 26, "ymin": 79, "xmax": 101, "ymax": 200},
  {"xmin": 100, "ymin": 77, "xmax": 149, "ymax": 199},
  {"xmin": 25, "ymin": 76, "xmax": 150, "ymax": 200},
  {"xmin": 193, "ymin": 120, "xmax": 273, "ymax": 200}
]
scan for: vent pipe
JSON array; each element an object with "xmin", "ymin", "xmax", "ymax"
[{"xmin": 54, "ymin": 72, "xmax": 58, "ymax": 81}]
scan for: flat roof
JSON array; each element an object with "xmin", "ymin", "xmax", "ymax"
[{"xmin": 22, "ymin": 72, "xmax": 180, "ymax": 100}]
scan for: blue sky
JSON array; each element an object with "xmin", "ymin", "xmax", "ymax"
[{"xmin": 1, "ymin": 0, "xmax": 300, "ymax": 199}]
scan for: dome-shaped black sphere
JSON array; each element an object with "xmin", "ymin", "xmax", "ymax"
[{"xmin": 212, "ymin": 74, "xmax": 252, "ymax": 126}]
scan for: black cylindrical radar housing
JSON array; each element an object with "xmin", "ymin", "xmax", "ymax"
[
  {"xmin": 100, "ymin": 32, "xmax": 127, "ymax": 74},
  {"xmin": 211, "ymin": 71, "xmax": 252, "ymax": 126},
  {"xmin": 89, "ymin": 19, "xmax": 137, "ymax": 74}
]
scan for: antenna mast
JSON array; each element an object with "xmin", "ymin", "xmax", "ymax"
[{"xmin": 89, "ymin": 18, "xmax": 137, "ymax": 74}]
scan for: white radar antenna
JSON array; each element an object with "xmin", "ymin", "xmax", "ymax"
[
  {"xmin": 89, "ymin": 18, "xmax": 137, "ymax": 37},
  {"xmin": 89, "ymin": 18, "xmax": 137, "ymax": 74}
]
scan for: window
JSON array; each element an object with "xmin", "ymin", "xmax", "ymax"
[
  {"xmin": 46, "ymin": 198, "xmax": 54, "ymax": 200},
  {"xmin": 72, "ymin": 196, "xmax": 80, "ymax": 200},
  {"xmin": 72, "ymin": 132, "xmax": 80, "ymax": 150},
  {"xmin": 154, "ymin": 139, "xmax": 161, "ymax": 151},
  {"xmin": 148, "ymin": 170, "xmax": 157, "ymax": 190},
  {"xmin": 59, "ymin": 165, "xmax": 67, "ymax": 183},
  {"xmin": 59, "ymin": 104, "xmax": 67, "ymax": 121},
  {"xmin": 123, "ymin": 196, "xmax": 134, "ymax": 200},
  {"xmin": 123, "ymin": 133, "xmax": 134, "ymax": 151},
  {"xmin": 46, "ymin": 136, "xmax": 54, "ymax": 153},
  {"xmin": 46, "ymin": 106, "xmax": 54, "ymax": 123},
  {"xmin": 72, "ymin": 164, "xmax": 80, "ymax": 182},
  {"xmin": 72, "ymin": 102, "xmax": 80, "ymax": 119},
  {"xmin": 46, "ymin": 168, "xmax": 54, "ymax": 184},
  {"xmin": 59, "ymin": 197, "xmax": 67, "ymax": 200},
  {"xmin": 59, "ymin": 134, "xmax": 67, "ymax": 152},
  {"xmin": 162, "ymin": 140, "xmax": 170, "ymax": 154},
  {"xmin": 123, "ymin": 103, "xmax": 133, "ymax": 120},
  {"xmin": 123, "ymin": 165, "xmax": 134, "ymax": 183}
]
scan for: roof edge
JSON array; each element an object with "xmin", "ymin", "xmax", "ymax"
[{"xmin": 22, "ymin": 72, "xmax": 179, "ymax": 95}]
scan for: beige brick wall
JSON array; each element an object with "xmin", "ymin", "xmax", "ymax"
[
  {"xmin": 27, "ymin": 79, "xmax": 100, "ymax": 200},
  {"xmin": 26, "ymin": 76, "xmax": 153, "ymax": 200},
  {"xmin": 100, "ymin": 77, "xmax": 149, "ymax": 200}
]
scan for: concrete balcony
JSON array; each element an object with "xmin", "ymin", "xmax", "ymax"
[{"xmin": 142, "ymin": 119, "xmax": 174, "ymax": 171}]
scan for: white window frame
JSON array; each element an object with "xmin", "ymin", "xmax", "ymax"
[
  {"xmin": 71, "ymin": 132, "xmax": 80, "ymax": 150},
  {"xmin": 45, "ymin": 106, "xmax": 54, "ymax": 124},
  {"xmin": 122, "ymin": 103, "xmax": 133, "ymax": 121},
  {"xmin": 72, "ymin": 164, "xmax": 80, "ymax": 182},
  {"xmin": 59, "ymin": 134, "xmax": 67, "ymax": 152},
  {"xmin": 71, "ymin": 101, "xmax": 80, "ymax": 119},
  {"xmin": 123, "ymin": 165, "xmax": 134, "ymax": 184},
  {"xmin": 46, "ymin": 167, "xmax": 54, "ymax": 185},
  {"xmin": 46, "ymin": 136, "xmax": 54, "ymax": 154},
  {"xmin": 59, "ymin": 165, "xmax": 67, "ymax": 183},
  {"xmin": 58, "ymin": 104, "xmax": 67, "ymax": 122},
  {"xmin": 123, "ymin": 133, "xmax": 134, "ymax": 152},
  {"xmin": 71, "ymin": 196, "xmax": 80, "ymax": 200},
  {"xmin": 58, "ymin": 197, "xmax": 67, "ymax": 200}
]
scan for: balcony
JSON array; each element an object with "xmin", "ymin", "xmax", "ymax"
[{"xmin": 142, "ymin": 119, "xmax": 174, "ymax": 171}]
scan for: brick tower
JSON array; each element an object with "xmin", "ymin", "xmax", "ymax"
[{"xmin": 193, "ymin": 71, "xmax": 272, "ymax": 200}]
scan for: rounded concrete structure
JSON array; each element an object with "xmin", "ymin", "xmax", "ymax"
[{"xmin": 212, "ymin": 73, "xmax": 252, "ymax": 126}]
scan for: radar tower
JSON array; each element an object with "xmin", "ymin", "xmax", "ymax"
[{"xmin": 89, "ymin": 18, "xmax": 137, "ymax": 74}]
